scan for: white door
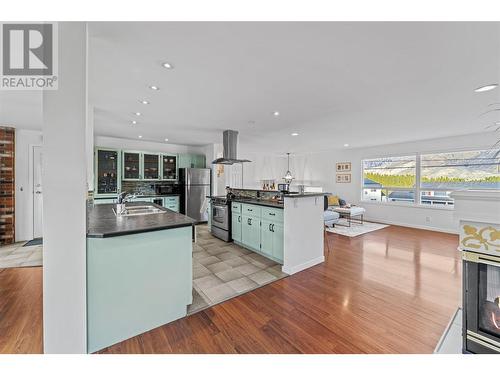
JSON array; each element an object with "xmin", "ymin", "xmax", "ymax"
[{"xmin": 33, "ymin": 146, "xmax": 43, "ymax": 239}]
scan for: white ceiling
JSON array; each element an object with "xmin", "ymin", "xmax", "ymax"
[{"xmin": 2, "ymin": 22, "xmax": 499, "ymax": 152}]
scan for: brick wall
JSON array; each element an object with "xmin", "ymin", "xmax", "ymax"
[{"xmin": 0, "ymin": 127, "xmax": 15, "ymax": 245}]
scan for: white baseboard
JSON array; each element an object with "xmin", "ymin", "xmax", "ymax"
[
  {"xmin": 364, "ymin": 216, "xmax": 458, "ymax": 234},
  {"xmin": 283, "ymin": 255, "xmax": 325, "ymax": 275}
]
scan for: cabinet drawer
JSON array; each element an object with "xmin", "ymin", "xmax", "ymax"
[
  {"xmin": 164, "ymin": 196, "xmax": 178, "ymax": 203},
  {"xmin": 241, "ymin": 204, "xmax": 261, "ymax": 217},
  {"xmin": 231, "ymin": 203, "xmax": 241, "ymax": 213},
  {"xmin": 261, "ymin": 207, "xmax": 283, "ymax": 222}
]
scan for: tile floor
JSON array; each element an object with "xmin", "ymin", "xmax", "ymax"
[
  {"xmin": 188, "ymin": 224, "xmax": 288, "ymax": 315},
  {"xmin": 0, "ymin": 242, "xmax": 43, "ymax": 268}
]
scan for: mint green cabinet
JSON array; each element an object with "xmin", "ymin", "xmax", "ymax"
[
  {"xmin": 178, "ymin": 154, "xmax": 206, "ymax": 169},
  {"xmin": 260, "ymin": 219, "xmax": 274, "ymax": 257},
  {"xmin": 272, "ymin": 223, "xmax": 284, "ymax": 262},
  {"xmin": 122, "ymin": 151, "xmax": 142, "ymax": 180},
  {"xmin": 231, "ymin": 214, "xmax": 242, "ymax": 242},
  {"xmin": 241, "ymin": 215, "xmax": 261, "ymax": 251},
  {"xmin": 261, "ymin": 219, "xmax": 284, "ymax": 263},
  {"xmin": 163, "ymin": 196, "xmax": 179, "ymax": 212},
  {"xmin": 161, "ymin": 154, "xmax": 178, "ymax": 181}
]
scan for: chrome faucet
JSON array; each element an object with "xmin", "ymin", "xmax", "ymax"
[{"xmin": 116, "ymin": 192, "xmax": 136, "ymax": 215}]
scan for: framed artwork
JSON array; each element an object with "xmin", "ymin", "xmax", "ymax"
[
  {"xmin": 336, "ymin": 162, "xmax": 351, "ymax": 172},
  {"xmin": 336, "ymin": 173, "xmax": 351, "ymax": 183}
]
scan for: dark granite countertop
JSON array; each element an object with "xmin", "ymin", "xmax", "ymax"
[
  {"xmin": 231, "ymin": 198, "xmax": 284, "ymax": 209},
  {"xmin": 87, "ymin": 202, "xmax": 195, "ymax": 238},
  {"xmin": 94, "ymin": 194, "xmax": 180, "ymax": 200}
]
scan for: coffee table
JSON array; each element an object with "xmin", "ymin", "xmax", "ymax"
[{"xmin": 333, "ymin": 206, "xmax": 366, "ymax": 227}]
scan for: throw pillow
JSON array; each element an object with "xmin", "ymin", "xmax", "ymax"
[{"xmin": 328, "ymin": 195, "xmax": 340, "ymax": 206}]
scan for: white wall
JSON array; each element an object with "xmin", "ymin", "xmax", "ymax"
[
  {"xmin": 95, "ymin": 135, "xmax": 203, "ymax": 155},
  {"xmin": 236, "ymin": 132, "xmax": 496, "ymax": 233},
  {"xmin": 14, "ymin": 129, "xmax": 43, "ymax": 241},
  {"xmin": 42, "ymin": 22, "xmax": 88, "ymax": 353}
]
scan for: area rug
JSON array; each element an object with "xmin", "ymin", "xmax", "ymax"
[
  {"xmin": 0, "ymin": 242, "xmax": 43, "ymax": 268},
  {"xmin": 326, "ymin": 219, "xmax": 389, "ymax": 237}
]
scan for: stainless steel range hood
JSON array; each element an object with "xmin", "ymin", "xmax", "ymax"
[{"xmin": 212, "ymin": 130, "xmax": 251, "ymax": 165}]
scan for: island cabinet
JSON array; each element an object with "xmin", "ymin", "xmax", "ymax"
[
  {"xmin": 231, "ymin": 202, "xmax": 284, "ymax": 264},
  {"xmin": 231, "ymin": 202, "xmax": 242, "ymax": 242}
]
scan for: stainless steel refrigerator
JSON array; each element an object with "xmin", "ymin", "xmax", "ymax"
[{"xmin": 179, "ymin": 168, "xmax": 211, "ymax": 223}]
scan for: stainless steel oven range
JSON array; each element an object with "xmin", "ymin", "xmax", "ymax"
[
  {"xmin": 210, "ymin": 196, "xmax": 231, "ymax": 242},
  {"xmin": 463, "ymin": 248, "xmax": 500, "ymax": 353}
]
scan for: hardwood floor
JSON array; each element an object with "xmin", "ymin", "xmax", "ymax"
[
  {"xmin": 0, "ymin": 266, "xmax": 43, "ymax": 353},
  {"xmin": 0, "ymin": 225, "xmax": 461, "ymax": 354}
]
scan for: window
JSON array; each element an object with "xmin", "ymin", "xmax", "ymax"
[
  {"xmin": 362, "ymin": 155, "xmax": 417, "ymax": 204},
  {"xmin": 420, "ymin": 150, "xmax": 500, "ymax": 206},
  {"xmin": 361, "ymin": 149, "xmax": 500, "ymax": 206}
]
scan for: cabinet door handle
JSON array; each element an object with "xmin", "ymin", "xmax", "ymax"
[
  {"xmin": 248, "ymin": 208, "xmax": 253, "ymax": 211},
  {"xmin": 269, "ymin": 223, "xmax": 272, "ymax": 231},
  {"xmin": 238, "ymin": 216, "xmax": 241, "ymax": 223},
  {"xmin": 271, "ymin": 224, "xmax": 275, "ymax": 232},
  {"xmin": 269, "ymin": 213, "xmax": 275, "ymax": 216}
]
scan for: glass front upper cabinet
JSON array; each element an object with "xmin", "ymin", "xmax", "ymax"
[
  {"xmin": 143, "ymin": 153, "xmax": 160, "ymax": 180},
  {"xmin": 162, "ymin": 154, "xmax": 178, "ymax": 180},
  {"xmin": 122, "ymin": 151, "xmax": 141, "ymax": 180},
  {"xmin": 96, "ymin": 148, "xmax": 120, "ymax": 195}
]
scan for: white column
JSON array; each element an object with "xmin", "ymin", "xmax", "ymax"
[{"xmin": 42, "ymin": 22, "xmax": 88, "ymax": 353}]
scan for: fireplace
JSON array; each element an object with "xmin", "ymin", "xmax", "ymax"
[{"xmin": 463, "ymin": 249, "xmax": 500, "ymax": 353}]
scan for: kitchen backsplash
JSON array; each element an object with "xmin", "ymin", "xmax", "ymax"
[
  {"xmin": 121, "ymin": 181, "xmax": 178, "ymax": 195},
  {"xmin": 230, "ymin": 188, "xmax": 281, "ymax": 201}
]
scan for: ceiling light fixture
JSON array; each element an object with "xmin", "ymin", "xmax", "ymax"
[
  {"xmin": 149, "ymin": 85, "xmax": 159, "ymax": 90},
  {"xmin": 162, "ymin": 62, "xmax": 173, "ymax": 69},
  {"xmin": 273, "ymin": 111, "xmax": 280, "ymax": 117},
  {"xmin": 131, "ymin": 120, "xmax": 137, "ymax": 125},
  {"xmin": 134, "ymin": 112, "xmax": 141, "ymax": 116},
  {"xmin": 283, "ymin": 153, "xmax": 294, "ymax": 183},
  {"xmin": 474, "ymin": 84, "xmax": 498, "ymax": 93},
  {"xmin": 164, "ymin": 138, "xmax": 169, "ymax": 142},
  {"xmin": 344, "ymin": 143, "xmax": 349, "ymax": 147},
  {"xmin": 291, "ymin": 132, "xmax": 299, "ymax": 136},
  {"xmin": 138, "ymin": 135, "xmax": 143, "ymax": 139},
  {"xmin": 140, "ymin": 100, "xmax": 149, "ymax": 105}
]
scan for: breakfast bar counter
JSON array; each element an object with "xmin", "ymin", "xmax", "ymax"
[{"xmin": 86, "ymin": 202, "xmax": 194, "ymax": 353}]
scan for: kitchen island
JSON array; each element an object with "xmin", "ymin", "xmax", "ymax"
[
  {"xmin": 86, "ymin": 202, "xmax": 195, "ymax": 353},
  {"xmin": 228, "ymin": 191, "xmax": 326, "ymax": 275}
]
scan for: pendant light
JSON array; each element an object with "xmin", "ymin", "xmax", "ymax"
[{"xmin": 283, "ymin": 152, "xmax": 293, "ymax": 183}]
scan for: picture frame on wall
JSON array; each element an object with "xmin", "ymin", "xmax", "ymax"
[
  {"xmin": 336, "ymin": 173, "xmax": 351, "ymax": 183},
  {"xmin": 336, "ymin": 162, "xmax": 351, "ymax": 172}
]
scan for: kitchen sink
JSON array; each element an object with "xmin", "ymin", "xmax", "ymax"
[{"xmin": 112, "ymin": 205, "xmax": 165, "ymax": 217}]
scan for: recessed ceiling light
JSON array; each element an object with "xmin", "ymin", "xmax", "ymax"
[
  {"xmin": 138, "ymin": 135, "xmax": 143, "ymax": 139},
  {"xmin": 291, "ymin": 132, "xmax": 299, "ymax": 136},
  {"xmin": 140, "ymin": 100, "xmax": 149, "ymax": 105},
  {"xmin": 273, "ymin": 111, "xmax": 280, "ymax": 117},
  {"xmin": 131, "ymin": 120, "xmax": 137, "ymax": 125},
  {"xmin": 149, "ymin": 85, "xmax": 159, "ymax": 90},
  {"xmin": 162, "ymin": 62, "xmax": 173, "ymax": 69},
  {"xmin": 344, "ymin": 143, "xmax": 349, "ymax": 147},
  {"xmin": 474, "ymin": 84, "xmax": 498, "ymax": 93},
  {"xmin": 134, "ymin": 112, "xmax": 141, "ymax": 116},
  {"xmin": 164, "ymin": 138, "xmax": 169, "ymax": 142}
]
